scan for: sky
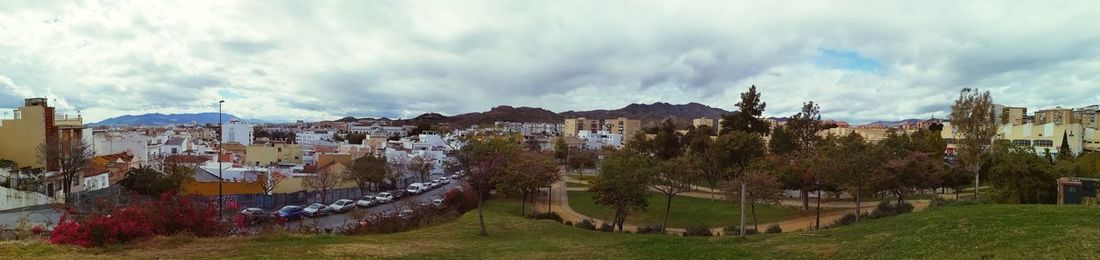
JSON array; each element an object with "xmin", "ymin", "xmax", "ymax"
[{"xmin": 1, "ymin": 1, "xmax": 1099, "ymax": 124}]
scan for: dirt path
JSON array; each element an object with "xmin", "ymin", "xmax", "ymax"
[{"xmin": 553, "ymin": 175, "xmax": 931, "ymax": 234}]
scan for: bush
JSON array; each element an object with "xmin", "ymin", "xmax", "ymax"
[
  {"xmin": 599, "ymin": 223, "xmax": 614, "ymax": 232},
  {"xmin": 765, "ymin": 224, "xmax": 782, "ymax": 234},
  {"xmin": 49, "ymin": 193, "xmax": 224, "ymax": 247},
  {"xmin": 832, "ymin": 213, "xmax": 859, "ymax": 227},
  {"xmin": 530, "ymin": 212, "xmax": 563, "ymax": 223},
  {"xmin": 930, "ymin": 196, "xmax": 947, "ymax": 207},
  {"xmin": 895, "ymin": 201, "xmax": 914, "ymax": 214},
  {"xmin": 636, "ymin": 224, "xmax": 664, "ymax": 234},
  {"xmin": 683, "ymin": 225, "xmax": 713, "ymax": 237},
  {"xmin": 575, "ymin": 219, "xmax": 596, "ymax": 230},
  {"xmin": 722, "ymin": 226, "xmax": 757, "ymax": 236},
  {"xmin": 869, "ymin": 200, "xmax": 915, "ymax": 220}
]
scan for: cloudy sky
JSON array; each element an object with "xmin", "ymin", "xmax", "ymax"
[{"xmin": 1, "ymin": 1, "xmax": 1098, "ymax": 124}]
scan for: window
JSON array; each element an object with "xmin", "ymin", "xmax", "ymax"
[
  {"xmin": 1012, "ymin": 140, "xmax": 1031, "ymax": 146},
  {"xmin": 1033, "ymin": 140, "xmax": 1054, "ymax": 147}
]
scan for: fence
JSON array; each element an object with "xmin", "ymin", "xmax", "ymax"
[{"xmin": 212, "ymin": 187, "xmax": 369, "ymax": 211}]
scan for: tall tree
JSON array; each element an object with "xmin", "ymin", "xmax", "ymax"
[
  {"xmin": 1057, "ymin": 130, "xmax": 1074, "ymax": 162},
  {"xmin": 988, "ymin": 141, "xmax": 1058, "ymax": 204},
  {"xmin": 948, "ymin": 88, "xmax": 997, "ymax": 200},
  {"xmin": 718, "ymin": 131, "xmax": 766, "ymax": 236},
  {"xmin": 589, "ymin": 149, "xmax": 652, "ymax": 231},
  {"xmin": 767, "ymin": 125, "xmax": 798, "ymax": 155},
  {"xmin": 553, "ymin": 137, "xmax": 569, "ymax": 163},
  {"xmin": 822, "ymin": 133, "xmax": 880, "ymax": 222},
  {"xmin": 721, "ymin": 85, "xmax": 770, "ymax": 135},
  {"xmin": 37, "ymin": 139, "xmax": 92, "ymax": 203},
  {"xmin": 457, "ymin": 135, "xmax": 522, "ymax": 235},
  {"xmin": 779, "ymin": 102, "xmax": 823, "ymax": 211},
  {"xmin": 725, "ymin": 156, "xmax": 783, "ymax": 230},
  {"xmin": 786, "ymin": 102, "xmax": 823, "ymax": 151},
  {"xmin": 408, "ymin": 155, "xmax": 434, "ymax": 182}
]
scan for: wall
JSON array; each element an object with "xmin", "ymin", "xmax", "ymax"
[
  {"xmin": 179, "ymin": 179, "xmax": 264, "ymax": 196},
  {"xmin": 0, "ymin": 186, "xmax": 60, "ymax": 211},
  {"xmin": 0, "ymin": 105, "xmax": 47, "ymax": 169}
]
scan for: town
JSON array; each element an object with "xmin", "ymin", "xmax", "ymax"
[{"xmin": 2, "ymin": 1, "xmax": 1100, "ymax": 259}]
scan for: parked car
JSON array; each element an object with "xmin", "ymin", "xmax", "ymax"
[
  {"xmin": 438, "ymin": 176, "xmax": 451, "ymax": 184},
  {"xmin": 398, "ymin": 209, "xmax": 416, "ymax": 219},
  {"xmin": 356, "ymin": 196, "xmax": 377, "ymax": 208},
  {"xmin": 407, "ymin": 183, "xmax": 427, "ymax": 194},
  {"xmin": 449, "ymin": 174, "xmax": 459, "ymax": 180},
  {"xmin": 303, "ymin": 203, "xmax": 331, "ymax": 217},
  {"xmin": 431, "ymin": 198, "xmax": 444, "ymax": 208},
  {"xmin": 429, "ymin": 180, "xmax": 441, "ymax": 189},
  {"xmin": 274, "ymin": 205, "xmax": 305, "ymax": 222},
  {"xmin": 391, "ymin": 190, "xmax": 408, "ymax": 199},
  {"xmin": 239, "ymin": 208, "xmax": 274, "ymax": 226},
  {"xmin": 329, "ymin": 199, "xmax": 356, "ymax": 213},
  {"xmin": 376, "ymin": 192, "xmax": 395, "ymax": 203}
]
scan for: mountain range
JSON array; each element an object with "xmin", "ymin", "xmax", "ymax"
[
  {"xmin": 367, "ymin": 102, "xmax": 730, "ymax": 128},
  {"xmin": 90, "ymin": 113, "xmax": 270, "ymax": 126}
]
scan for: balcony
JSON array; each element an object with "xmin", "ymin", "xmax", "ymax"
[{"xmin": 55, "ymin": 113, "xmax": 83, "ymax": 128}]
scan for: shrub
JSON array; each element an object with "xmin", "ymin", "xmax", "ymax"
[
  {"xmin": 530, "ymin": 212, "xmax": 563, "ymax": 223},
  {"xmin": 636, "ymin": 224, "xmax": 664, "ymax": 234},
  {"xmin": 49, "ymin": 193, "xmax": 224, "ymax": 247},
  {"xmin": 575, "ymin": 219, "xmax": 596, "ymax": 230},
  {"xmin": 765, "ymin": 224, "xmax": 782, "ymax": 234},
  {"xmin": 930, "ymin": 196, "xmax": 947, "ymax": 207},
  {"xmin": 832, "ymin": 213, "xmax": 859, "ymax": 227},
  {"xmin": 895, "ymin": 201, "xmax": 914, "ymax": 214},
  {"xmin": 683, "ymin": 225, "xmax": 713, "ymax": 237},
  {"xmin": 599, "ymin": 223, "xmax": 614, "ymax": 232},
  {"xmin": 722, "ymin": 226, "xmax": 757, "ymax": 236}
]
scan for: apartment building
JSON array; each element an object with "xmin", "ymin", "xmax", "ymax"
[
  {"xmin": 563, "ymin": 117, "xmax": 641, "ymax": 139},
  {"xmin": 244, "ymin": 143, "xmax": 304, "ymax": 166},
  {"xmin": 692, "ymin": 117, "xmax": 716, "ymax": 129},
  {"xmin": 943, "ymin": 105, "xmax": 1100, "ymax": 157},
  {"xmin": 0, "ymin": 98, "xmax": 83, "ymax": 170},
  {"xmin": 221, "ymin": 119, "xmax": 254, "ymax": 146}
]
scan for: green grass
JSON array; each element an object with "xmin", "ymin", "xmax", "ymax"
[
  {"xmin": 4, "ymin": 200, "xmax": 1100, "ymax": 259},
  {"xmin": 568, "ymin": 190, "xmax": 801, "ymax": 228}
]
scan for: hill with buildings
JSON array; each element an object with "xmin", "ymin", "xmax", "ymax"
[
  {"xmin": 91, "ymin": 113, "xmax": 243, "ymax": 126},
  {"xmin": 561, "ymin": 102, "xmax": 730, "ymax": 128}
]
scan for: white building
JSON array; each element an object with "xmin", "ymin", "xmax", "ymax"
[
  {"xmin": 221, "ymin": 120, "xmax": 254, "ymax": 146},
  {"xmin": 349, "ymin": 124, "xmax": 407, "ymax": 137},
  {"xmin": 296, "ymin": 130, "xmax": 335, "ymax": 145},
  {"xmin": 91, "ymin": 131, "xmax": 161, "ymax": 165},
  {"xmin": 577, "ymin": 131, "xmax": 623, "ymax": 149}
]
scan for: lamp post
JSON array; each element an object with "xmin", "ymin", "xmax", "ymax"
[
  {"xmin": 815, "ymin": 179, "xmax": 822, "ymax": 230},
  {"xmin": 218, "ymin": 100, "xmax": 225, "ymax": 219}
]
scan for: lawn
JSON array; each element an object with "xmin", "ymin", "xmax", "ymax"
[
  {"xmin": 4, "ymin": 200, "xmax": 1100, "ymax": 259},
  {"xmin": 568, "ymin": 190, "xmax": 802, "ymax": 228}
]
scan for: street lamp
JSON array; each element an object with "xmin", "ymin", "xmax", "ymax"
[{"xmin": 218, "ymin": 100, "xmax": 225, "ymax": 219}]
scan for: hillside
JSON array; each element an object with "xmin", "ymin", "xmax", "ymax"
[
  {"xmin": 5, "ymin": 202, "xmax": 1097, "ymax": 259},
  {"xmin": 561, "ymin": 102, "xmax": 729, "ymax": 128},
  {"xmin": 91, "ymin": 113, "xmax": 242, "ymax": 126}
]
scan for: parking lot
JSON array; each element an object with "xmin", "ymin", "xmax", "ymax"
[{"xmin": 256, "ymin": 180, "xmax": 464, "ymax": 230}]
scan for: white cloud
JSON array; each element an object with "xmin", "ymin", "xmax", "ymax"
[{"xmin": 0, "ymin": 1, "xmax": 1097, "ymax": 124}]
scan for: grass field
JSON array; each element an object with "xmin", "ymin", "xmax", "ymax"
[
  {"xmin": 3, "ymin": 200, "xmax": 1099, "ymax": 259},
  {"xmin": 567, "ymin": 190, "xmax": 802, "ymax": 228}
]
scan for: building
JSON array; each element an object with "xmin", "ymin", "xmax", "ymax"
[
  {"xmin": 81, "ymin": 152, "xmax": 136, "ymax": 192},
  {"xmin": 221, "ymin": 119, "xmax": 253, "ymax": 146},
  {"xmin": 0, "ymin": 98, "xmax": 83, "ymax": 170},
  {"xmin": 244, "ymin": 143, "xmax": 304, "ymax": 166},
  {"xmin": 563, "ymin": 117, "xmax": 641, "ymax": 139},
  {"xmin": 943, "ymin": 104, "xmax": 1100, "ymax": 157},
  {"xmin": 692, "ymin": 117, "xmax": 716, "ymax": 129},
  {"xmin": 1075, "ymin": 105, "xmax": 1100, "ymax": 129}
]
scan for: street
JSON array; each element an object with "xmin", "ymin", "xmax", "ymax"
[{"xmin": 273, "ymin": 180, "xmax": 463, "ymax": 230}]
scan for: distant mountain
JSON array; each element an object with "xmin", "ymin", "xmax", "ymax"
[
  {"xmin": 397, "ymin": 105, "xmax": 564, "ymax": 127},
  {"xmin": 864, "ymin": 119, "xmax": 923, "ymax": 127},
  {"xmin": 91, "ymin": 113, "xmax": 243, "ymax": 126},
  {"xmin": 561, "ymin": 102, "xmax": 729, "ymax": 128}
]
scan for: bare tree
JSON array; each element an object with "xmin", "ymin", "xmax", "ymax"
[
  {"xmin": 304, "ymin": 164, "xmax": 345, "ymax": 203},
  {"xmin": 651, "ymin": 156, "xmax": 699, "ymax": 232},
  {"xmin": 347, "ymin": 154, "xmax": 389, "ymax": 193},
  {"xmin": 37, "ymin": 139, "xmax": 92, "ymax": 203},
  {"xmin": 948, "ymin": 88, "xmax": 996, "ymax": 200},
  {"xmin": 724, "ymin": 159, "xmax": 783, "ymax": 231},
  {"xmin": 409, "ymin": 155, "xmax": 434, "ymax": 183}
]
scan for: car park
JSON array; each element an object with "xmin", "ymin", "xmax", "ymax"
[
  {"xmin": 239, "ymin": 208, "xmax": 275, "ymax": 226},
  {"xmin": 407, "ymin": 183, "xmax": 427, "ymax": 194},
  {"xmin": 356, "ymin": 196, "xmax": 377, "ymax": 208},
  {"xmin": 376, "ymin": 192, "xmax": 394, "ymax": 203},
  {"xmin": 274, "ymin": 205, "xmax": 305, "ymax": 222},
  {"xmin": 329, "ymin": 199, "xmax": 356, "ymax": 213},
  {"xmin": 303, "ymin": 203, "xmax": 331, "ymax": 217}
]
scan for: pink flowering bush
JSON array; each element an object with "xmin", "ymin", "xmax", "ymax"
[{"xmin": 50, "ymin": 192, "xmax": 225, "ymax": 247}]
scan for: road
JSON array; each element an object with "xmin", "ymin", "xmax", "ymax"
[{"xmin": 270, "ymin": 180, "xmax": 464, "ymax": 230}]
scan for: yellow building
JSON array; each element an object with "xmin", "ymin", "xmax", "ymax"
[
  {"xmin": 943, "ymin": 105, "xmax": 1100, "ymax": 156},
  {"xmin": 244, "ymin": 143, "xmax": 303, "ymax": 166},
  {"xmin": 1001, "ymin": 106, "xmax": 1028, "ymax": 125},
  {"xmin": 563, "ymin": 117, "xmax": 641, "ymax": 139},
  {"xmin": 0, "ymin": 98, "xmax": 83, "ymax": 170},
  {"xmin": 1035, "ymin": 107, "xmax": 1076, "ymax": 125}
]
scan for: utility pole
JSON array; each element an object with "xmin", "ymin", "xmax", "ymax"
[
  {"xmin": 815, "ymin": 179, "xmax": 822, "ymax": 230},
  {"xmin": 218, "ymin": 100, "xmax": 225, "ymax": 219}
]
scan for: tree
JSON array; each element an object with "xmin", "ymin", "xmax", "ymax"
[
  {"xmin": 589, "ymin": 149, "xmax": 651, "ymax": 232},
  {"xmin": 37, "ymin": 139, "xmax": 92, "ymax": 203},
  {"xmin": 786, "ymin": 101, "xmax": 823, "ymax": 151},
  {"xmin": 120, "ymin": 166, "xmax": 177, "ymax": 196},
  {"xmin": 767, "ymin": 125, "xmax": 797, "ymax": 155},
  {"xmin": 566, "ymin": 149, "xmax": 596, "ymax": 174},
  {"xmin": 346, "ymin": 132, "xmax": 368, "ymax": 145},
  {"xmin": 408, "ymin": 155, "xmax": 434, "ymax": 183},
  {"xmin": 724, "ymin": 157, "xmax": 783, "ymax": 230},
  {"xmin": 876, "ymin": 151, "xmax": 943, "ymax": 204},
  {"xmin": 822, "ymin": 133, "xmax": 880, "ymax": 222},
  {"xmin": 457, "ymin": 135, "xmax": 522, "ymax": 235},
  {"xmin": 988, "ymin": 141, "xmax": 1057, "ymax": 204},
  {"xmin": 347, "ymin": 155, "xmax": 389, "ymax": 194},
  {"xmin": 553, "ymin": 137, "xmax": 569, "ymax": 163},
  {"xmin": 497, "ymin": 151, "xmax": 561, "ymax": 215},
  {"xmin": 1057, "ymin": 130, "xmax": 1074, "ymax": 163},
  {"xmin": 304, "ymin": 164, "xmax": 345, "ymax": 203},
  {"xmin": 721, "ymin": 85, "xmax": 770, "ymax": 135},
  {"xmin": 717, "ymin": 131, "xmax": 766, "ymax": 236},
  {"xmin": 650, "ymin": 156, "xmax": 700, "ymax": 232},
  {"xmin": 948, "ymin": 88, "xmax": 996, "ymax": 200},
  {"xmin": 256, "ymin": 167, "xmax": 286, "ymax": 196}
]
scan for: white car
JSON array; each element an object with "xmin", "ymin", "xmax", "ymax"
[
  {"xmin": 376, "ymin": 192, "xmax": 394, "ymax": 203},
  {"xmin": 329, "ymin": 199, "xmax": 355, "ymax": 213},
  {"xmin": 356, "ymin": 196, "xmax": 377, "ymax": 208},
  {"xmin": 429, "ymin": 180, "xmax": 442, "ymax": 189},
  {"xmin": 438, "ymin": 177, "xmax": 451, "ymax": 184},
  {"xmin": 431, "ymin": 198, "xmax": 444, "ymax": 208},
  {"xmin": 407, "ymin": 183, "xmax": 427, "ymax": 194},
  {"xmin": 303, "ymin": 203, "xmax": 330, "ymax": 217}
]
